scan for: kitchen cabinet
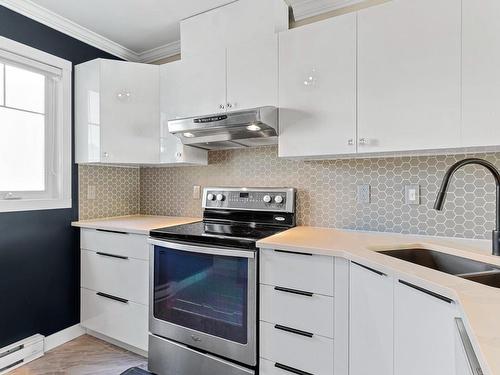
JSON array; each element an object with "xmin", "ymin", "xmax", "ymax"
[
  {"xmin": 79, "ymin": 228, "xmax": 149, "ymax": 352},
  {"xmin": 349, "ymin": 261, "xmax": 393, "ymax": 375},
  {"xmin": 226, "ymin": 35, "xmax": 278, "ymax": 111},
  {"xmin": 357, "ymin": 0, "xmax": 461, "ymax": 153},
  {"xmin": 180, "ymin": 0, "xmax": 287, "ymax": 58},
  {"xmin": 75, "ymin": 59, "xmax": 160, "ymax": 164},
  {"xmin": 462, "ymin": 0, "xmax": 500, "ymax": 147},
  {"xmin": 159, "ymin": 62, "xmax": 208, "ymax": 165},
  {"xmin": 394, "ymin": 279, "xmax": 458, "ymax": 375},
  {"xmin": 278, "ymin": 13, "xmax": 357, "ymax": 158}
]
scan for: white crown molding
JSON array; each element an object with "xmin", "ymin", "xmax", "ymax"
[
  {"xmin": 289, "ymin": 0, "xmax": 365, "ymax": 20},
  {"xmin": 138, "ymin": 40, "xmax": 181, "ymax": 63},
  {"xmin": 0, "ymin": 0, "xmax": 181, "ymax": 62}
]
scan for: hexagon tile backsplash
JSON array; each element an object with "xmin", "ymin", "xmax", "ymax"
[{"xmin": 80, "ymin": 146, "xmax": 500, "ymax": 240}]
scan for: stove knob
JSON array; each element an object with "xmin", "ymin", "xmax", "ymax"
[
  {"xmin": 207, "ymin": 193, "xmax": 215, "ymax": 201},
  {"xmin": 216, "ymin": 194, "xmax": 225, "ymax": 201},
  {"xmin": 274, "ymin": 195, "xmax": 284, "ymax": 204},
  {"xmin": 263, "ymin": 195, "xmax": 272, "ymax": 203}
]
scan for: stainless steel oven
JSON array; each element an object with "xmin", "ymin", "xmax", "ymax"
[
  {"xmin": 149, "ymin": 240, "xmax": 257, "ymax": 368},
  {"xmin": 148, "ymin": 187, "xmax": 296, "ymax": 375}
]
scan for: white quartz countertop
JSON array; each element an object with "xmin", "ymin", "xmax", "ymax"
[
  {"xmin": 71, "ymin": 215, "xmax": 201, "ymax": 235},
  {"xmin": 257, "ymin": 226, "xmax": 500, "ymax": 375}
]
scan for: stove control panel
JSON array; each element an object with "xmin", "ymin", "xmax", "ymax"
[{"xmin": 202, "ymin": 187, "xmax": 296, "ymax": 213}]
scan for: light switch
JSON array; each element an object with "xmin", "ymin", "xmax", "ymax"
[
  {"xmin": 405, "ymin": 185, "xmax": 420, "ymax": 205},
  {"xmin": 357, "ymin": 184, "xmax": 371, "ymax": 204},
  {"xmin": 193, "ymin": 185, "xmax": 201, "ymax": 200},
  {"xmin": 87, "ymin": 185, "xmax": 96, "ymax": 200}
]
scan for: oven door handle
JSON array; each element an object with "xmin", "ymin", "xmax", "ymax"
[{"xmin": 148, "ymin": 239, "xmax": 256, "ymax": 259}]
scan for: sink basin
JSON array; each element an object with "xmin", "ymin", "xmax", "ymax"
[
  {"xmin": 461, "ymin": 271, "xmax": 500, "ymax": 288},
  {"xmin": 379, "ymin": 248, "xmax": 499, "ymax": 276}
]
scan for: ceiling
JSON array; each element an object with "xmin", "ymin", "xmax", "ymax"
[{"xmin": 0, "ymin": 0, "xmax": 366, "ymax": 61}]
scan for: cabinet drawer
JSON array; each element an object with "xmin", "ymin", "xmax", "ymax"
[
  {"xmin": 81, "ymin": 249, "xmax": 148, "ymax": 305},
  {"xmin": 260, "ymin": 321, "xmax": 334, "ymax": 375},
  {"xmin": 81, "ymin": 228, "xmax": 149, "ymax": 260},
  {"xmin": 260, "ymin": 249, "xmax": 334, "ymax": 296},
  {"xmin": 81, "ymin": 288, "xmax": 148, "ymax": 351},
  {"xmin": 260, "ymin": 284, "xmax": 334, "ymax": 338}
]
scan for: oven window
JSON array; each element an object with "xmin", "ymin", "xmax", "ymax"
[{"xmin": 153, "ymin": 246, "xmax": 249, "ymax": 344}]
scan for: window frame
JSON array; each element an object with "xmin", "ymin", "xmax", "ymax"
[{"xmin": 0, "ymin": 36, "xmax": 72, "ymax": 213}]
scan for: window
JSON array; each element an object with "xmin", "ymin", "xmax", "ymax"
[{"xmin": 0, "ymin": 36, "xmax": 72, "ymax": 212}]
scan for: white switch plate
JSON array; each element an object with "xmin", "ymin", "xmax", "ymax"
[
  {"xmin": 357, "ymin": 184, "xmax": 371, "ymax": 204},
  {"xmin": 405, "ymin": 185, "xmax": 420, "ymax": 205},
  {"xmin": 87, "ymin": 185, "xmax": 96, "ymax": 200},
  {"xmin": 193, "ymin": 185, "xmax": 201, "ymax": 200}
]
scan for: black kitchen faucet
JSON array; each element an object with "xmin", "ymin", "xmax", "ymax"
[{"xmin": 434, "ymin": 158, "xmax": 500, "ymax": 256}]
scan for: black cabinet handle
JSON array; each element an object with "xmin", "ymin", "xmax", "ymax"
[
  {"xmin": 398, "ymin": 280, "xmax": 453, "ymax": 304},
  {"xmin": 275, "ymin": 363, "xmax": 313, "ymax": 375},
  {"xmin": 274, "ymin": 249, "xmax": 313, "ymax": 256},
  {"xmin": 274, "ymin": 286, "xmax": 313, "ymax": 297},
  {"xmin": 96, "ymin": 292, "xmax": 129, "ymax": 304},
  {"xmin": 274, "ymin": 324, "xmax": 313, "ymax": 338},
  {"xmin": 96, "ymin": 229, "xmax": 128, "ymax": 235},
  {"xmin": 352, "ymin": 261, "xmax": 387, "ymax": 276},
  {"xmin": 96, "ymin": 252, "xmax": 128, "ymax": 260}
]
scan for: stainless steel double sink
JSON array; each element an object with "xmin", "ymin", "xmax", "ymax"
[{"xmin": 379, "ymin": 248, "xmax": 500, "ymax": 288}]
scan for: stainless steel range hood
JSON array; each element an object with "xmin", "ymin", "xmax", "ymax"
[{"xmin": 167, "ymin": 106, "xmax": 278, "ymax": 150}]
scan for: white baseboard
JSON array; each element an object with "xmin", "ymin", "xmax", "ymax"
[
  {"xmin": 86, "ymin": 330, "xmax": 148, "ymax": 358},
  {"xmin": 44, "ymin": 324, "xmax": 85, "ymax": 352}
]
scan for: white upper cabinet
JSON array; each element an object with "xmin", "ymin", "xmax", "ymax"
[
  {"xmin": 226, "ymin": 35, "xmax": 278, "ymax": 111},
  {"xmin": 394, "ymin": 280, "xmax": 458, "ymax": 375},
  {"xmin": 350, "ymin": 261, "xmax": 394, "ymax": 375},
  {"xmin": 278, "ymin": 14, "xmax": 357, "ymax": 158},
  {"xmin": 159, "ymin": 62, "xmax": 208, "ymax": 165},
  {"xmin": 168, "ymin": 50, "xmax": 227, "ymax": 119},
  {"xmin": 181, "ymin": 0, "xmax": 288, "ymax": 58},
  {"xmin": 357, "ymin": 0, "xmax": 461, "ymax": 153},
  {"xmin": 462, "ymin": 0, "xmax": 500, "ymax": 147},
  {"xmin": 75, "ymin": 59, "xmax": 160, "ymax": 164}
]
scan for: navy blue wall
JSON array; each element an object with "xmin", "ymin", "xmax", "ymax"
[{"xmin": 0, "ymin": 5, "xmax": 120, "ymax": 348}]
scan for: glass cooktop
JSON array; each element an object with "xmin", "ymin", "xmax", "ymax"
[{"xmin": 150, "ymin": 221, "xmax": 288, "ymax": 249}]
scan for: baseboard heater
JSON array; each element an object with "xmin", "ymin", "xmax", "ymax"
[{"xmin": 0, "ymin": 334, "xmax": 44, "ymax": 374}]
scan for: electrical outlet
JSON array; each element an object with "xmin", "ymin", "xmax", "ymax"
[
  {"xmin": 193, "ymin": 185, "xmax": 201, "ymax": 200},
  {"xmin": 357, "ymin": 184, "xmax": 371, "ymax": 204},
  {"xmin": 405, "ymin": 185, "xmax": 420, "ymax": 205},
  {"xmin": 87, "ymin": 185, "xmax": 96, "ymax": 200}
]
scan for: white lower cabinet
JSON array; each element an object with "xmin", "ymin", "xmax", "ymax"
[
  {"xmin": 80, "ymin": 229, "xmax": 149, "ymax": 352},
  {"xmin": 394, "ymin": 279, "xmax": 458, "ymax": 375},
  {"xmin": 81, "ymin": 288, "xmax": 148, "ymax": 351},
  {"xmin": 349, "ymin": 261, "xmax": 393, "ymax": 375}
]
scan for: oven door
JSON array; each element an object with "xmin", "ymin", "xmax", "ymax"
[{"xmin": 148, "ymin": 239, "xmax": 257, "ymax": 366}]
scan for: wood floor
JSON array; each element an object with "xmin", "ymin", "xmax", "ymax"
[{"xmin": 8, "ymin": 335, "xmax": 148, "ymax": 375}]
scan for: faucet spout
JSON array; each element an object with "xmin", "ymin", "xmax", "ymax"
[{"xmin": 434, "ymin": 158, "xmax": 500, "ymax": 256}]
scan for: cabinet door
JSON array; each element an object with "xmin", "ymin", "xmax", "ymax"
[
  {"xmin": 462, "ymin": 0, "xmax": 500, "ymax": 147},
  {"xmin": 278, "ymin": 14, "xmax": 357, "ymax": 158},
  {"xmin": 226, "ymin": 35, "xmax": 278, "ymax": 110},
  {"xmin": 159, "ymin": 62, "xmax": 208, "ymax": 165},
  {"xmin": 357, "ymin": 0, "xmax": 461, "ymax": 153},
  {"xmin": 395, "ymin": 280, "xmax": 457, "ymax": 375},
  {"xmin": 100, "ymin": 60, "xmax": 160, "ymax": 164},
  {"xmin": 173, "ymin": 50, "xmax": 227, "ymax": 119},
  {"xmin": 350, "ymin": 261, "xmax": 393, "ymax": 375}
]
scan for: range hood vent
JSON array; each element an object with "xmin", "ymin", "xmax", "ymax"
[{"xmin": 168, "ymin": 106, "xmax": 278, "ymax": 150}]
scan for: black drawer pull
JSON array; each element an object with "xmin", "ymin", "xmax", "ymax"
[
  {"xmin": 96, "ymin": 229, "xmax": 128, "ymax": 235},
  {"xmin": 96, "ymin": 292, "xmax": 129, "ymax": 304},
  {"xmin": 352, "ymin": 261, "xmax": 386, "ymax": 276},
  {"xmin": 398, "ymin": 280, "xmax": 453, "ymax": 304},
  {"xmin": 274, "ymin": 324, "xmax": 313, "ymax": 338},
  {"xmin": 274, "ymin": 249, "xmax": 313, "ymax": 256},
  {"xmin": 274, "ymin": 286, "xmax": 313, "ymax": 297},
  {"xmin": 275, "ymin": 363, "xmax": 313, "ymax": 375},
  {"xmin": 0, "ymin": 359, "xmax": 24, "ymax": 372},
  {"xmin": 96, "ymin": 252, "xmax": 128, "ymax": 260}
]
